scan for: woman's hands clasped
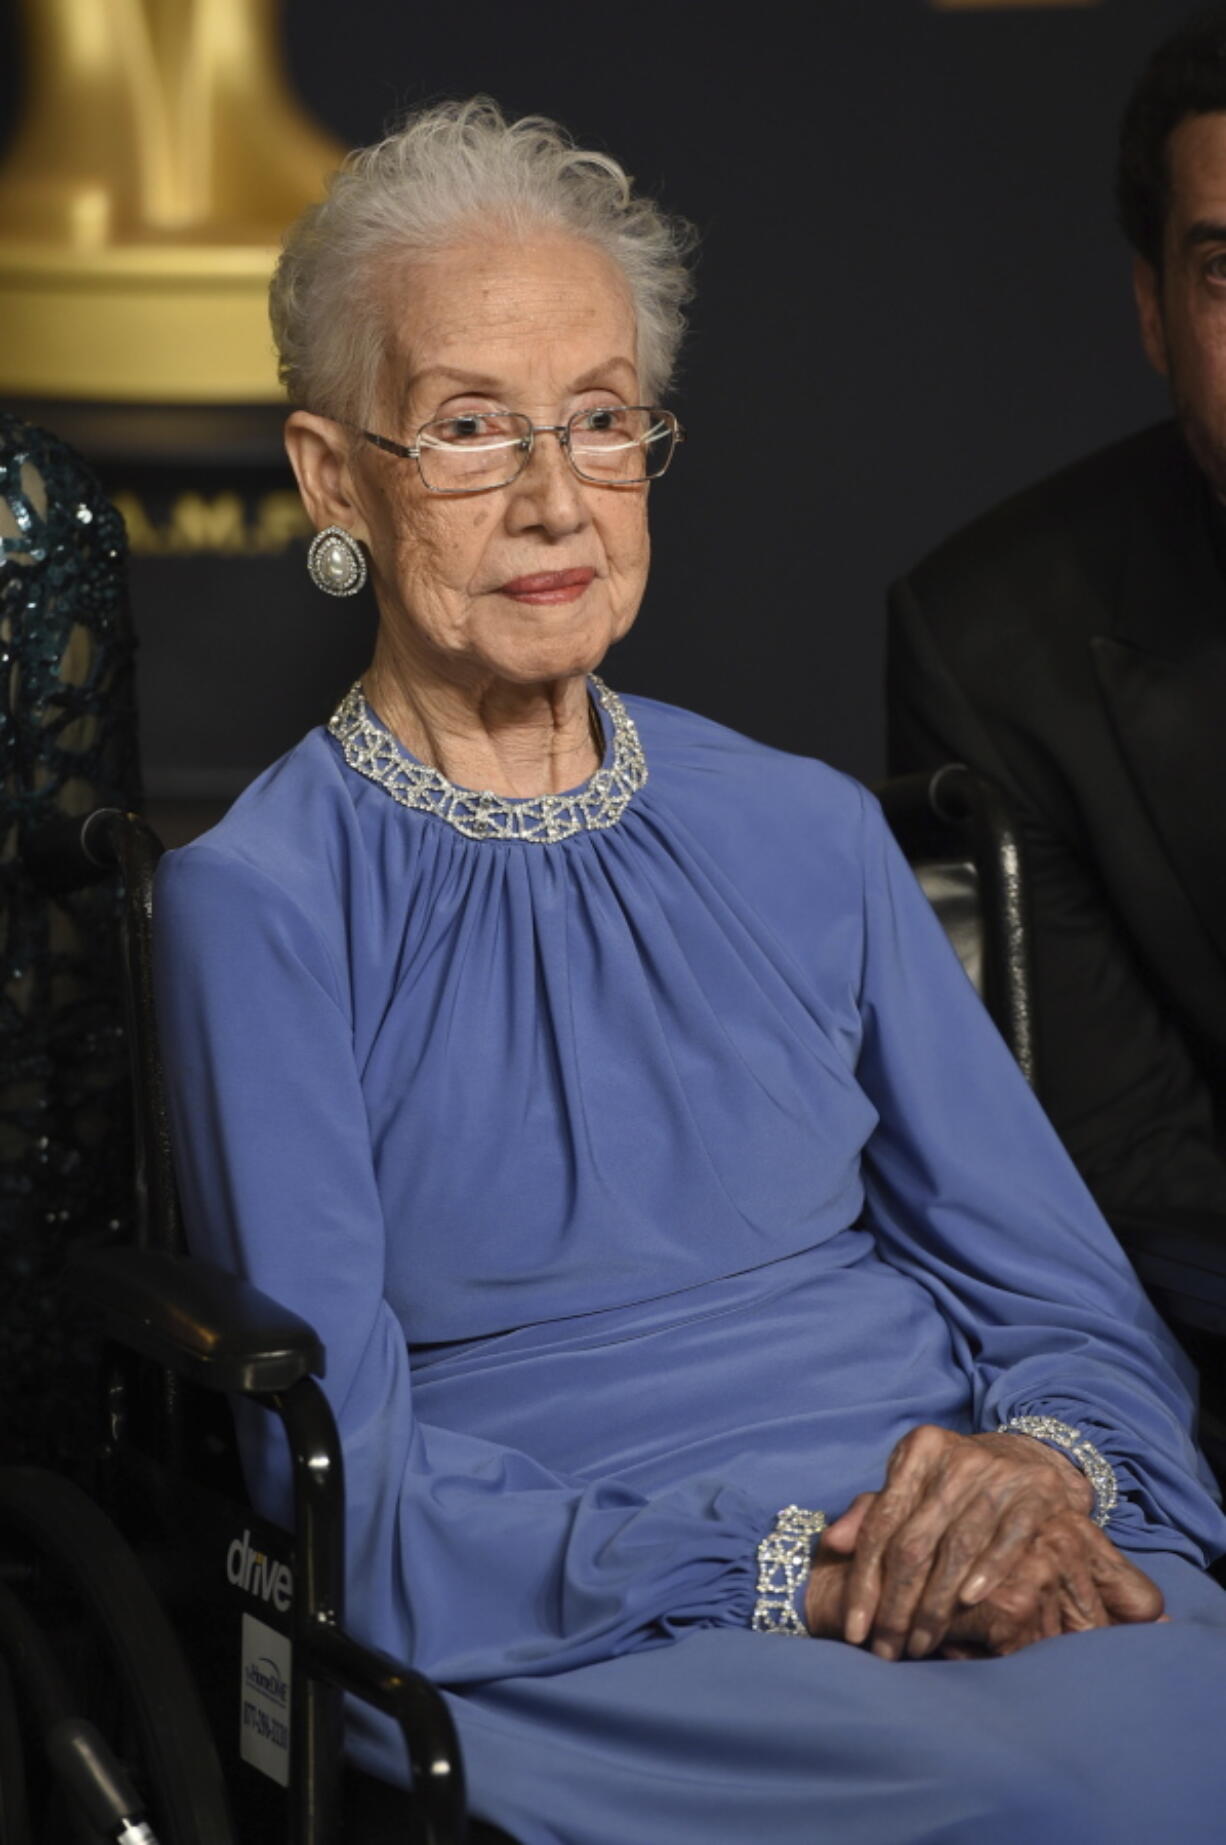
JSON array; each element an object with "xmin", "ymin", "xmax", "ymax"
[{"xmin": 804, "ymin": 1425, "xmax": 1164, "ymax": 1660}]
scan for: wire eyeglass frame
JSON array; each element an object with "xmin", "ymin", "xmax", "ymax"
[{"xmin": 353, "ymin": 406, "xmax": 685, "ymax": 494}]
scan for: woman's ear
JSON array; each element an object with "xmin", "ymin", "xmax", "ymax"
[{"xmin": 284, "ymin": 412, "xmax": 371, "ymax": 543}]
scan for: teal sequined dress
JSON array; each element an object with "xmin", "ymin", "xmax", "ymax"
[{"xmin": 0, "ymin": 414, "xmax": 139, "ymax": 1467}]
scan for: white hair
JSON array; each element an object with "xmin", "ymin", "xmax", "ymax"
[{"xmin": 270, "ymin": 98, "xmax": 697, "ymax": 423}]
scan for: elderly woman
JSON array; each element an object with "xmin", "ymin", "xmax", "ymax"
[{"xmin": 155, "ymin": 101, "xmax": 1226, "ymax": 1843}]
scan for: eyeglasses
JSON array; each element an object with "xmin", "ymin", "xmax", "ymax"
[{"xmin": 356, "ymin": 406, "xmax": 684, "ymax": 494}]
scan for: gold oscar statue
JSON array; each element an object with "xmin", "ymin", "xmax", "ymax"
[{"xmin": 0, "ymin": 0, "xmax": 344, "ymax": 402}]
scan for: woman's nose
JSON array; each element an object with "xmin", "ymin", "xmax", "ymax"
[{"xmin": 507, "ymin": 427, "xmax": 587, "ymax": 532}]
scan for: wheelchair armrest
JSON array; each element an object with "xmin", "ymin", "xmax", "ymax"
[
  {"xmin": 1113, "ymin": 1212, "xmax": 1226, "ymax": 1342},
  {"xmin": 62, "ymin": 1246, "xmax": 325, "ymax": 1394},
  {"xmin": 308, "ymin": 1622, "xmax": 466, "ymax": 1842}
]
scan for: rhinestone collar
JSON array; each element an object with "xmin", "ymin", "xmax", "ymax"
[{"xmin": 327, "ymin": 674, "xmax": 647, "ymax": 844}]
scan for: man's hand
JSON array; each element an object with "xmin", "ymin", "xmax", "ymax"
[{"xmin": 814, "ymin": 1425, "xmax": 1162, "ymax": 1659}]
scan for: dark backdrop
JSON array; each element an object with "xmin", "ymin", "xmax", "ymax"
[{"xmin": 0, "ymin": 0, "xmax": 1190, "ymax": 792}]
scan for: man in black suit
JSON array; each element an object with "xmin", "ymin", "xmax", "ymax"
[{"xmin": 888, "ymin": 11, "xmax": 1226, "ymax": 1257}]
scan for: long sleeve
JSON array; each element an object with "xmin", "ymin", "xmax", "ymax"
[
  {"xmin": 887, "ymin": 574, "xmax": 1226, "ymax": 1225},
  {"xmin": 153, "ymin": 845, "xmax": 763, "ymax": 1690},
  {"xmin": 852, "ymin": 785, "xmax": 1226, "ymax": 1565}
]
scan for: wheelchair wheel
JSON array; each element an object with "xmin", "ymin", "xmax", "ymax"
[{"xmin": 0, "ymin": 1468, "xmax": 236, "ymax": 1845}]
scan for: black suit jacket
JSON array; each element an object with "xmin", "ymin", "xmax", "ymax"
[{"xmin": 889, "ymin": 421, "xmax": 1226, "ymax": 1233}]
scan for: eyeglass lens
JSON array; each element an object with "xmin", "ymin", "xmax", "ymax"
[{"xmin": 414, "ymin": 408, "xmax": 675, "ymax": 490}]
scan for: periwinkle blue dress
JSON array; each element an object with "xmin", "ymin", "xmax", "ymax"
[{"xmin": 154, "ymin": 681, "xmax": 1226, "ymax": 1844}]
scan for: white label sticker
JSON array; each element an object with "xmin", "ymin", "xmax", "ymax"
[{"xmin": 240, "ymin": 1612, "xmax": 292, "ymax": 1786}]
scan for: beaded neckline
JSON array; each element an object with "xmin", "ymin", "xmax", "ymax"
[{"xmin": 327, "ymin": 674, "xmax": 647, "ymax": 844}]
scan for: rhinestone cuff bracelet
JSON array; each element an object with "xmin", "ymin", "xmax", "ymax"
[
  {"xmin": 751, "ymin": 1505, "xmax": 827, "ymax": 1635},
  {"xmin": 997, "ymin": 1416, "xmax": 1119, "ymax": 1527}
]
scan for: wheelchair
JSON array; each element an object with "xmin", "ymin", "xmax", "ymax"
[{"xmin": 15, "ymin": 806, "xmax": 507, "ymax": 1844}]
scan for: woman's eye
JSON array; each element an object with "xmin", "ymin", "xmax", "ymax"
[
  {"xmin": 431, "ymin": 412, "xmax": 514, "ymax": 444},
  {"xmin": 1205, "ymin": 253, "xmax": 1226, "ymax": 283},
  {"xmin": 576, "ymin": 407, "xmax": 623, "ymax": 433}
]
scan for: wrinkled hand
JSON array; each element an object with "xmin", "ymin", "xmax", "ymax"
[
  {"xmin": 813, "ymin": 1425, "xmax": 1163, "ymax": 1659},
  {"xmin": 804, "ymin": 1516, "xmax": 1164, "ymax": 1659}
]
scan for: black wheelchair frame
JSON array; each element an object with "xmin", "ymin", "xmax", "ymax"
[
  {"xmin": 29, "ymin": 807, "xmax": 472, "ymax": 1845},
  {"xmin": 876, "ymin": 762, "xmax": 1037, "ymax": 1087}
]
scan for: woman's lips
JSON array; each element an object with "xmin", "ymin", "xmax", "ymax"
[{"xmin": 498, "ymin": 568, "xmax": 596, "ymax": 604}]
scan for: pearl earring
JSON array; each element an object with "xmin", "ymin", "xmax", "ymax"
[{"xmin": 307, "ymin": 524, "xmax": 368, "ymax": 597}]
